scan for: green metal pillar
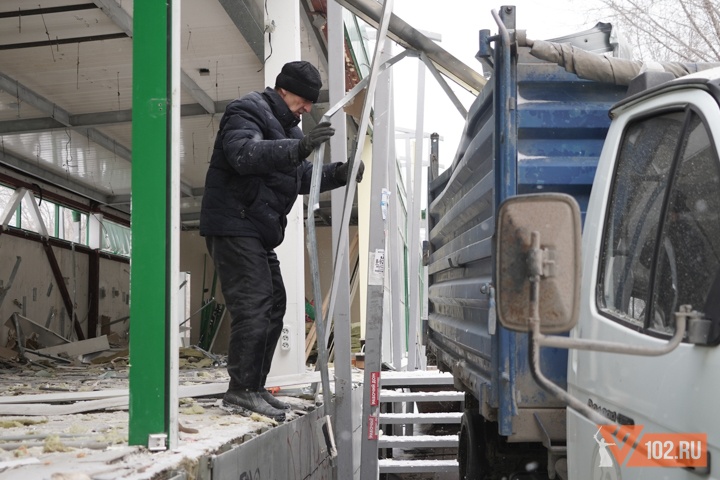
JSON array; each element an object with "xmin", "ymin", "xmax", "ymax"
[{"xmin": 128, "ymin": 0, "xmax": 178, "ymax": 448}]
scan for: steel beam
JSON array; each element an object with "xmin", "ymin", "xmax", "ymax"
[
  {"xmin": 336, "ymin": 0, "xmax": 486, "ymax": 95},
  {"xmin": 0, "ymin": 33, "xmax": 128, "ymax": 51},
  {"xmin": 0, "ymin": 102, "xmax": 228, "ymax": 134},
  {"xmin": 0, "ymin": 72, "xmax": 126, "ymax": 159},
  {"xmin": 327, "ymin": 1, "xmax": 354, "ymax": 477},
  {"xmin": 407, "ymin": 58, "xmax": 426, "ymax": 369},
  {"xmin": 300, "ymin": 0, "xmax": 329, "ymax": 71},
  {"xmin": 317, "ymin": 0, "xmax": 400, "ymax": 476},
  {"xmin": 0, "ymin": 94, "xmax": 333, "ymax": 134},
  {"xmin": 0, "ymin": 71, "xmax": 195, "ymax": 197},
  {"xmin": 420, "ymin": 51, "xmax": 467, "ymax": 119},
  {"xmin": 41, "ymin": 238, "xmax": 85, "ymax": 340},
  {"xmin": 0, "ymin": 4, "xmax": 96, "ymax": 18},
  {"xmin": 180, "ymin": 72, "xmax": 216, "ymax": 114},
  {"xmin": 384, "ymin": 68, "xmax": 404, "ymax": 370},
  {"xmin": 0, "ymin": 150, "xmax": 115, "ymax": 206},
  {"xmin": 128, "ymin": 0, "xmax": 180, "ymax": 450},
  {"xmin": 93, "ymin": 0, "xmax": 218, "ymax": 115},
  {"xmin": 217, "ymin": 0, "xmax": 264, "ymax": 63}
]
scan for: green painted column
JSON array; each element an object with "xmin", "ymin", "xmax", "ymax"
[{"xmin": 128, "ymin": 0, "xmax": 172, "ymax": 447}]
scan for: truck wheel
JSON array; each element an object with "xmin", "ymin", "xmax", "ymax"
[{"xmin": 459, "ymin": 411, "xmax": 487, "ymax": 479}]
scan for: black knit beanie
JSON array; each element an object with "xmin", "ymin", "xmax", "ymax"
[{"xmin": 275, "ymin": 61, "xmax": 322, "ymax": 103}]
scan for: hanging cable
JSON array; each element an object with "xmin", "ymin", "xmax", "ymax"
[
  {"xmin": 39, "ymin": 8, "xmax": 55, "ymax": 62},
  {"xmin": 31, "ymin": 183, "xmax": 43, "ymax": 207},
  {"xmin": 257, "ymin": 0, "xmax": 274, "ymax": 72},
  {"xmin": 257, "ymin": 20, "xmax": 275, "ymax": 72},
  {"xmin": 76, "ymin": 43, "xmax": 80, "ymax": 89}
]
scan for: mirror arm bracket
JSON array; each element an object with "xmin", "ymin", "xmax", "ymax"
[
  {"xmin": 529, "ymin": 306, "xmax": 694, "ymax": 428},
  {"xmin": 537, "ymin": 306, "xmax": 691, "ymax": 356},
  {"xmin": 529, "ymin": 318, "xmax": 611, "ymax": 426},
  {"xmin": 527, "ymin": 236, "xmax": 692, "ymax": 425}
]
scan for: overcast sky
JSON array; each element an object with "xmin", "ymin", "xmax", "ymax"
[{"xmin": 388, "ymin": 0, "xmax": 609, "ymax": 171}]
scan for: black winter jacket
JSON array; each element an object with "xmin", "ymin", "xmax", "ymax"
[{"xmin": 200, "ymin": 87, "xmax": 346, "ymax": 249}]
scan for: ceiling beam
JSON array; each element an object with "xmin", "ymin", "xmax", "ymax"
[
  {"xmin": 0, "ymin": 71, "xmax": 195, "ymax": 197},
  {"xmin": 107, "ymin": 193, "xmax": 131, "ymax": 205},
  {"xmin": 75, "ymin": 126, "xmax": 132, "ymax": 160},
  {"xmin": 0, "ymin": 117, "xmax": 65, "ymax": 134},
  {"xmin": 180, "ymin": 72, "xmax": 217, "ymax": 114},
  {"xmin": 0, "ymin": 3, "xmax": 97, "ymax": 19},
  {"xmin": 91, "ymin": 0, "xmax": 132, "ymax": 37},
  {"xmin": 0, "ymin": 149, "xmax": 116, "ymax": 209},
  {"xmin": 0, "ymin": 109, "xmax": 175, "ymax": 134},
  {"xmin": 0, "ymin": 90, "xmax": 331, "ymax": 134},
  {"xmin": 300, "ymin": 0, "xmax": 328, "ymax": 71},
  {"xmin": 93, "ymin": 0, "xmax": 217, "ymax": 114},
  {"xmin": 0, "ymin": 103, "xmax": 223, "ymax": 134},
  {"xmin": 0, "ymin": 72, "xmax": 128, "ymax": 160},
  {"xmin": 335, "ymin": 0, "xmax": 486, "ymax": 95},
  {"xmin": 0, "ymin": 33, "xmax": 129, "ymax": 51},
  {"xmin": 217, "ymin": 0, "xmax": 265, "ymax": 63}
]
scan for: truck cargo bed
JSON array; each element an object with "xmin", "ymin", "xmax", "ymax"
[{"xmin": 426, "ymin": 21, "xmax": 626, "ymax": 438}]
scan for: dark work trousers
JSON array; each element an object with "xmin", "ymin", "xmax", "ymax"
[{"xmin": 205, "ymin": 235, "xmax": 287, "ymax": 391}]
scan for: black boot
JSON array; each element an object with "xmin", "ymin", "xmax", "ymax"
[
  {"xmin": 260, "ymin": 389, "xmax": 290, "ymax": 410},
  {"xmin": 222, "ymin": 390, "xmax": 286, "ymax": 422}
]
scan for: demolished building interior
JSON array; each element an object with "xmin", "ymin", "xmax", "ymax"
[{"xmin": 0, "ymin": 0, "xmax": 488, "ymax": 478}]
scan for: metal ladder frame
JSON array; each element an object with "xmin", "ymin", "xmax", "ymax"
[{"xmin": 305, "ymin": 2, "xmax": 472, "ymax": 478}]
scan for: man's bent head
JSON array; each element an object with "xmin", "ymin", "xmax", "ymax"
[{"xmin": 275, "ymin": 61, "xmax": 322, "ymax": 118}]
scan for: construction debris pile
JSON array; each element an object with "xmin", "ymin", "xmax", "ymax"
[{"xmin": 0, "ymin": 328, "xmax": 319, "ymax": 479}]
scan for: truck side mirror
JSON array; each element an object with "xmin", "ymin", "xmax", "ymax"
[{"xmin": 495, "ymin": 193, "xmax": 582, "ymax": 333}]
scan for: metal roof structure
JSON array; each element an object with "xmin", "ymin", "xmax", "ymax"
[
  {"xmin": 0, "ymin": 0, "xmax": 484, "ymax": 230},
  {"xmin": 0, "ymin": 0, "xmax": 335, "ymax": 225}
]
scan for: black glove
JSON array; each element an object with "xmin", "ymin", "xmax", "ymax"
[
  {"xmin": 298, "ymin": 121, "xmax": 335, "ymax": 158},
  {"xmin": 335, "ymin": 160, "xmax": 365, "ymax": 185}
]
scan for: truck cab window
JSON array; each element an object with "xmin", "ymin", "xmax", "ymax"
[
  {"xmin": 598, "ymin": 111, "xmax": 686, "ymax": 328},
  {"xmin": 650, "ymin": 114, "xmax": 720, "ymax": 335},
  {"xmin": 599, "ymin": 110, "xmax": 720, "ymax": 337}
]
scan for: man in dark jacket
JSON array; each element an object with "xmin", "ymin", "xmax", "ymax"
[{"xmin": 200, "ymin": 61, "xmax": 363, "ymax": 421}]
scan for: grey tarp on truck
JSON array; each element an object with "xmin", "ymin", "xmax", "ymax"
[{"xmin": 527, "ymin": 38, "xmax": 720, "ymax": 85}]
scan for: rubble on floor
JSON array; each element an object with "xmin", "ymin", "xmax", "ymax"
[{"xmin": 0, "ymin": 342, "xmax": 320, "ymax": 479}]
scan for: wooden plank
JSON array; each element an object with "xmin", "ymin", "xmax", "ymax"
[
  {"xmin": 41, "ymin": 239, "xmax": 84, "ymax": 340},
  {"xmin": 0, "ymin": 458, "xmax": 42, "ymax": 470},
  {"xmin": 0, "ymin": 371, "xmax": 324, "ymax": 407},
  {"xmin": 35, "ymin": 335, "xmax": 110, "ymax": 356},
  {"xmin": 266, "ymin": 371, "xmax": 322, "ymax": 388},
  {"xmin": 305, "ymin": 319, "xmax": 318, "ymax": 361},
  {"xmin": 175, "ymin": 371, "xmax": 323, "ymax": 399},
  {"xmin": 0, "ymin": 388, "xmax": 127, "ymax": 404},
  {"xmin": 0, "ymin": 397, "xmax": 129, "ymax": 416}
]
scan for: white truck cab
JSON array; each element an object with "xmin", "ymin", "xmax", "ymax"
[
  {"xmin": 495, "ymin": 67, "xmax": 720, "ymax": 479},
  {"xmin": 568, "ymin": 68, "xmax": 720, "ymax": 478}
]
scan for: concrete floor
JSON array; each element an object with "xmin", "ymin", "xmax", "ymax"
[
  {"xmin": 0, "ymin": 355, "xmax": 465, "ymax": 480},
  {"xmin": 0, "ymin": 362, "xmax": 326, "ymax": 479}
]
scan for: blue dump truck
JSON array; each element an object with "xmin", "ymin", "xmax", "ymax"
[{"xmin": 425, "ymin": 7, "xmax": 627, "ymax": 478}]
